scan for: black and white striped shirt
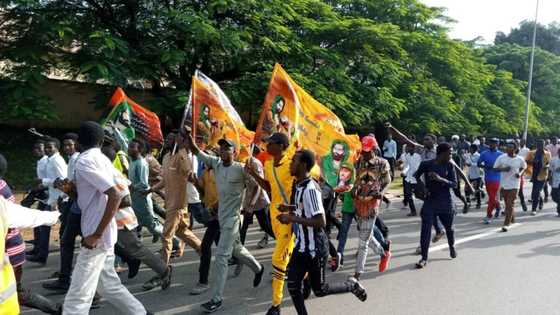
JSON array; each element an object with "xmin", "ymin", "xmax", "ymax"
[{"xmin": 294, "ymin": 178, "xmax": 325, "ymax": 257}]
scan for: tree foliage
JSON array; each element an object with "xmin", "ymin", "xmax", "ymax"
[{"xmin": 0, "ymin": 0, "xmax": 544, "ymax": 137}]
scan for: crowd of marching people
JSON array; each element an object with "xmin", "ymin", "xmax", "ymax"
[{"xmin": 2, "ymin": 120, "xmax": 560, "ymax": 315}]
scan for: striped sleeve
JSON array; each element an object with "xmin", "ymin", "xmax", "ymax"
[
  {"xmin": 0, "ymin": 180, "xmax": 15, "ymax": 202},
  {"xmin": 303, "ymin": 184, "xmax": 324, "ymax": 217}
]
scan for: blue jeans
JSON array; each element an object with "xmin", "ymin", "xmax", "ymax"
[{"xmin": 336, "ymin": 212, "xmax": 355, "ymax": 259}]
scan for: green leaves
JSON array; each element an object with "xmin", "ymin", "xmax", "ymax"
[{"xmin": 0, "ymin": 0, "xmax": 549, "ymax": 138}]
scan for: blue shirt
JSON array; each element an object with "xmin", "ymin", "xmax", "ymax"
[
  {"xmin": 383, "ymin": 140, "xmax": 397, "ymax": 159},
  {"xmin": 415, "ymin": 160, "xmax": 457, "ymax": 213},
  {"xmin": 478, "ymin": 150, "xmax": 503, "ymax": 182}
]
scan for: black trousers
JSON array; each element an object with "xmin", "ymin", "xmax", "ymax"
[
  {"xmin": 323, "ymin": 193, "xmax": 341, "ymax": 236},
  {"xmin": 287, "ymin": 251, "xmax": 351, "ymax": 315},
  {"xmin": 466, "ymin": 178, "xmax": 482, "ymax": 206},
  {"xmin": 403, "ymin": 181, "xmax": 417, "ymax": 214},
  {"xmin": 199, "ymin": 220, "xmax": 220, "ymax": 285},
  {"xmin": 551, "ymin": 187, "xmax": 560, "ymax": 213},
  {"xmin": 386, "ymin": 157, "xmax": 396, "ymax": 178},
  {"xmin": 33, "ymin": 203, "xmax": 52, "ymax": 261},
  {"xmin": 420, "ymin": 209, "xmax": 455, "ymax": 261},
  {"xmin": 240, "ymin": 208, "xmax": 275, "ymax": 245},
  {"xmin": 59, "ymin": 211, "xmax": 82, "ymax": 281},
  {"xmin": 531, "ymin": 180, "xmax": 546, "ymax": 211}
]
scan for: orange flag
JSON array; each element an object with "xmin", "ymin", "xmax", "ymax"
[
  {"xmin": 192, "ymin": 71, "xmax": 254, "ymax": 160},
  {"xmin": 104, "ymin": 87, "xmax": 163, "ymax": 150},
  {"xmin": 255, "ymin": 64, "xmax": 361, "ymax": 186}
]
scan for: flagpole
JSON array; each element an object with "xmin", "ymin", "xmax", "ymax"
[
  {"xmin": 172, "ymin": 82, "xmax": 193, "ymax": 155},
  {"xmin": 523, "ymin": 0, "xmax": 539, "ymax": 142}
]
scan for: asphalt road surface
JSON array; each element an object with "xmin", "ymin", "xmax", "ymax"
[{"xmin": 20, "ymin": 186, "xmax": 560, "ymax": 315}]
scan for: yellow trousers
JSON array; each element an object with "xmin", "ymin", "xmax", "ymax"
[{"xmin": 270, "ymin": 208, "xmax": 295, "ymax": 307}]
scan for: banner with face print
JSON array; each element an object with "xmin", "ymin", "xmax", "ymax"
[
  {"xmin": 191, "ymin": 73, "xmax": 254, "ymax": 160},
  {"xmin": 103, "ymin": 87, "xmax": 163, "ymax": 151},
  {"xmin": 255, "ymin": 64, "xmax": 361, "ymax": 184}
]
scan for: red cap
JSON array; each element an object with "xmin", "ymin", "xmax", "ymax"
[{"xmin": 361, "ymin": 135, "xmax": 378, "ymax": 152}]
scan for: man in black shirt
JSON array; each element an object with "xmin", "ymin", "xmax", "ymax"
[
  {"xmin": 277, "ymin": 150, "xmax": 367, "ymax": 315},
  {"xmin": 414, "ymin": 143, "xmax": 458, "ymax": 269}
]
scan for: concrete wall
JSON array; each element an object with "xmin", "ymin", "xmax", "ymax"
[{"xmin": 5, "ymin": 79, "xmax": 159, "ymax": 129}]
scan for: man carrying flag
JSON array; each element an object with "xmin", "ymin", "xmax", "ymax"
[{"xmin": 247, "ymin": 63, "xmax": 360, "ymax": 315}]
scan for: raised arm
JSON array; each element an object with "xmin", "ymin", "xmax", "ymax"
[{"xmin": 385, "ymin": 122, "xmax": 422, "ymax": 150}]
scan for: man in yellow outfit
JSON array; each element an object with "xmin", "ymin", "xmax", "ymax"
[{"xmin": 246, "ymin": 132, "xmax": 302, "ymax": 315}]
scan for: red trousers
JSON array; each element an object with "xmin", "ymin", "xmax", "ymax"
[{"xmin": 486, "ymin": 181, "xmax": 501, "ymax": 218}]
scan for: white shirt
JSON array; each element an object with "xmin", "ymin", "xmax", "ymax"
[
  {"xmin": 67, "ymin": 152, "xmax": 80, "ymax": 181},
  {"xmin": 36, "ymin": 156, "xmax": 48, "ymax": 179},
  {"xmin": 518, "ymin": 147, "xmax": 530, "ymax": 160},
  {"xmin": 465, "ymin": 152, "xmax": 482, "ymax": 179},
  {"xmin": 400, "ymin": 152, "xmax": 422, "ymax": 184},
  {"xmin": 294, "ymin": 178, "xmax": 324, "ymax": 257},
  {"xmin": 42, "ymin": 152, "xmax": 68, "ymax": 205},
  {"xmin": 546, "ymin": 144, "xmax": 560, "ymax": 158},
  {"xmin": 494, "ymin": 154, "xmax": 527, "ymax": 190},
  {"xmin": 550, "ymin": 157, "xmax": 560, "ymax": 188},
  {"xmin": 75, "ymin": 148, "xmax": 125, "ymax": 251},
  {"xmin": 186, "ymin": 153, "xmax": 201, "ymax": 203},
  {"xmin": 0, "ymin": 197, "xmax": 60, "ymax": 229}
]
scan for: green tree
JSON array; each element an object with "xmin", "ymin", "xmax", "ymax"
[
  {"xmin": 0, "ymin": 0, "xmax": 535, "ymax": 137},
  {"xmin": 484, "ymin": 43, "xmax": 560, "ymax": 134}
]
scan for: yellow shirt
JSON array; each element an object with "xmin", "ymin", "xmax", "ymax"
[{"xmin": 265, "ymin": 146, "xmax": 320, "ymax": 212}]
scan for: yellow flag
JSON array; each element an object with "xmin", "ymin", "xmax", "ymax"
[
  {"xmin": 255, "ymin": 64, "xmax": 361, "ymax": 186},
  {"xmin": 192, "ymin": 72, "xmax": 254, "ymax": 160}
]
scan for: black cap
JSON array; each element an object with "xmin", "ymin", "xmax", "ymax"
[
  {"xmin": 218, "ymin": 138, "xmax": 235, "ymax": 148},
  {"xmin": 264, "ymin": 132, "xmax": 289, "ymax": 147}
]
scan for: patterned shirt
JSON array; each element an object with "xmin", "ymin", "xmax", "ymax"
[{"xmin": 352, "ymin": 156, "xmax": 391, "ymax": 218}]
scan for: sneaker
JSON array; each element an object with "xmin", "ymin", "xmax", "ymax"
[
  {"xmin": 201, "ymin": 300, "xmax": 223, "ymax": 313},
  {"xmin": 331, "ymin": 252, "xmax": 342, "ymax": 272},
  {"xmin": 347, "ymin": 277, "xmax": 367, "ymax": 302},
  {"xmin": 463, "ymin": 204, "xmax": 469, "ymax": 214},
  {"xmin": 234, "ymin": 262, "xmax": 244, "ymax": 277},
  {"xmin": 142, "ymin": 276, "xmax": 162, "ymax": 291},
  {"xmin": 42, "ymin": 279, "xmax": 70, "ymax": 292},
  {"xmin": 265, "ymin": 305, "xmax": 281, "ymax": 315},
  {"xmin": 415, "ymin": 259, "xmax": 427, "ymax": 269},
  {"xmin": 257, "ymin": 236, "xmax": 269, "ymax": 249},
  {"xmin": 483, "ymin": 217, "xmax": 492, "ymax": 224},
  {"xmin": 531, "ymin": 211, "xmax": 537, "ymax": 216},
  {"xmin": 449, "ymin": 246, "xmax": 457, "ymax": 259},
  {"xmin": 379, "ymin": 250, "xmax": 391, "ymax": 272},
  {"xmin": 190, "ymin": 283, "xmax": 210, "ymax": 295},
  {"xmin": 432, "ymin": 231, "xmax": 445, "ymax": 243},
  {"xmin": 253, "ymin": 265, "xmax": 265, "ymax": 287},
  {"xmin": 501, "ymin": 226, "xmax": 509, "ymax": 232},
  {"xmin": 406, "ymin": 212, "xmax": 417, "ymax": 217},
  {"xmin": 161, "ymin": 265, "xmax": 172, "ymax": 290}
]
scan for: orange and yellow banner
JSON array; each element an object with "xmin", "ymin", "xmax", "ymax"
[
  {"xmin": 255, "ymin": 64, "xmax": 361, "ymax": 186},
  {"xmin": 192, "ymin": 71, "xmax": 254, "ymax": 160}
]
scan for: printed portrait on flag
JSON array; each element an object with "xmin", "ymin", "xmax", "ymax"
[
  {"xmin": 102, "ymin": 87, "xmax": 163, "ymax": 151},
  {"xmin": 191, "ymin": 72, "xmax": 254, "ymax": 160}
]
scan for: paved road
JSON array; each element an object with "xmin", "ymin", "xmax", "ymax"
[{"xmin": 21, "ymin": 187, "xmax": 560, "ymax": 315}]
